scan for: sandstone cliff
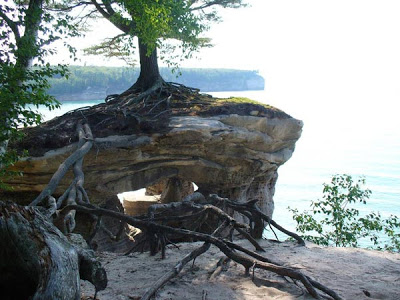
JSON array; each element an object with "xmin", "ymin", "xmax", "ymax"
[{"xmin": 3, "ymin": 96, "xmax": 302, "ymax": 238}]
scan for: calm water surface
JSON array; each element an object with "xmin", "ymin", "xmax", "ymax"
[{"xmin": 213, "ymin": 90, "xmax": 400, "ymax": 245}]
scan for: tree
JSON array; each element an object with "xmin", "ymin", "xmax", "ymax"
[
  {"xmin": 0, "ymin": 0, "xmax": 79, "ymax": 187},
  {"xmin": 81, "ymin": 0, "xmax": 246, "ymax": 94},
  {"xmin": 0, "ymin": 3, "xmax": 109, "ymax": 298},
  {"xmin": 0, "ymin": 2, "xmax": 347, "ymax": 299},
  {"xmin": 289, "ymin": 174, "xmax": 400, "ymax": 251}
]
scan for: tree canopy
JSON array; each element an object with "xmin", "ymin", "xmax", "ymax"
[
  {"xmin": 84, "ymin": 0, "xmax": 246, "ymax": 63},
  {"xmin": 69, "ymin": 0, "xmax": 248, "ymax": 91}
]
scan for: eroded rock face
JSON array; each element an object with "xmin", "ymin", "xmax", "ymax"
[
  {"xmin": 146, "ymin": 178, "xmax": 194, "ymax": 202},
  {"xmin": 4, "ymin": 113, "xmax": 302, "ymax": 224}
]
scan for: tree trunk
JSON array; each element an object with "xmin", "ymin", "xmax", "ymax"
[
  {"xmin": 0, "ymin": 201, "xmax": 107, "ymax": 300},
  {"xmin": 15, "ymin": 0, "xmax": 43, "ymax": 70},
  {"xmin": 130, "ymin": 38, "xmax": 163, "ymax": 91},
  {"xmin": 0, "ymin": 0, "xmax": 44, "ymax": 162}
]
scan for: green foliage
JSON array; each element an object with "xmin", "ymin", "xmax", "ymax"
[
  {"xmin": 0, "ymin": 1, "xmax": 79, "ymax": 187},
  {"xmin": 121, "ymin": 0, "xmax": 205, "ymax": 52},
  {"xmin": 84, "ymin": 0, "xmax": 246, "ymax": 70},
  {"xmin": 84, "ymin": 35, "xmax": 137, "ymax": 66},
  {"xmin": 216, "ymin": 96, "xmax": 270, "ymax": 106},
  {"xmin": 289, "ymin": 174, "xmax": 400, "ymax": 252},
  {"xmin": 0, "ymin": 63, "xmax": 67, "ymax": 138},
  {"xmin": 0, "ymin": 150, "xmax": 21, "ymax": 191}
]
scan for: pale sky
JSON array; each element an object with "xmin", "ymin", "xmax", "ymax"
[
  {"xmin": 60, "ymin": 0, "xmax": 400, "ymax": 82},
  {"xmin": 54, "ymin": 0, "xmax": 400, "ymax": 119},
  {"xmin": 41, "ymin": 0, "xmax": 400, "ymax": 208}
]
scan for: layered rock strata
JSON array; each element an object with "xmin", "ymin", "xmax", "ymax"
[{"xmin": 4, "ymin": 112, "xmax": 302, "ymax": 224}]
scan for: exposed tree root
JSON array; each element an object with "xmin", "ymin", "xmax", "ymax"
[
  {"xmin": 141, "ymin": 242, "xmax": 212, "ymax": 300},
  {"xmin": 207, "ymin": 194, "xmax": 306, "ymax": 245},
  {"xmin": 61, "ymin": 204, "xmax": 344, "ymax": 300},
  {"xmin": 5, "ymin": 121, "xmax": 344, "ymax": 300},
  {"xmin": 0, "ymin": 123, "xmax": 107, "ymax": 299},
  {"xmin": 29, "ymin": 122, "xmax": 93, "ymax": 207},
  {"xmin": 140, "ymin": 221, "xmax": 228, "ymax": 300},
  {"xmin": 88, "ymin": 80, "xmax": 208, "ymax": 123}
]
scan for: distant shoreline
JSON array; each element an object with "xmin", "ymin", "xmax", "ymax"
[
  {"xmin": 52, "ymin": 88, "xmax": 264, "ymax": 102},
  {"xmin": 48, "ymin": 66, "xmax": 265, "ymax": 102}
]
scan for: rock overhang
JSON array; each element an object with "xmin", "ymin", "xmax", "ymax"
[{"xmin": 3, "ymin": 99, "xmax": 303, "ymax": 221}]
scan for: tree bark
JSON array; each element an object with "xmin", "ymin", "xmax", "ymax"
[
  {"xmin": 130, "ymin": 38, "xmax": 163, "ymax": 91},
  {"xmin": 0, "ymin": 0, "xmax": 44, "ymax": 159},
  {"xmin": 0, "ymin": 201, "xmax": 107, "ymax": 300},
  {"xmin": 16, "ymin": 0, "xmax": 44, "ymax": 70}
]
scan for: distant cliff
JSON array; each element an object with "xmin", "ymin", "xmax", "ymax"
[{"xmin": 49, "ymin": 66, "xmax": 265, "ymax": 101}]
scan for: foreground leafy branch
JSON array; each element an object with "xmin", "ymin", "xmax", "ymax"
[
  {"xmin": 0, "ymin": 0, "xmax": 80, "ymax": 187},
  {"xmin": 289, "ymin": 174, "xmax": 400, "ymax": 251}
]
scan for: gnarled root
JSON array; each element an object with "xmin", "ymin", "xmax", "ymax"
[
  {"xmin": 19, "ymin": 119, "xmax": 341, "ymax": 300},
  {"xmin": 62, "ymin": 203, "xmax": 344, "ymax": 300},
  {"xmin": 101, "ymin": 80, "xmax": 204, "ymax": 121}
]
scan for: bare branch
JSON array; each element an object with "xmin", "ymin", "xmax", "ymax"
[
  {"xmin": 190, "ymin": 0, "xmax": 247, "ymax": 11},
  {"xmin": 0, "ymin": 7, "xmax": 21, "ymax": 42},
  {"xmin": 45, "ymin": 1, "xmax": 93, "ymax": 12},
  {"xmin": 90, "ymin": 0, "xmax": 132, "ymax": 33}
]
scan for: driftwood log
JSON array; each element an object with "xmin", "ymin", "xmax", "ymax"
[
  {"xmin": 0, "ymin": 122, "xmax": 107, "ymax": 300},
  {"xmin": 0, "ymin": 201, "xmax": 106, "ymax": 300}
]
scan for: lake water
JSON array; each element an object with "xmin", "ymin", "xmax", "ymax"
[{"xmin": 38, "ymin": 90, "xmax": 400, "ymax": 246}]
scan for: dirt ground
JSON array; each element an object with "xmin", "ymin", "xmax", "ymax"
[{"xmin": 81, "ymin": 239, "xmax": 400, "ymax": 300}]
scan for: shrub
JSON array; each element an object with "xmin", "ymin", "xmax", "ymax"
[{"xmin": 288, "ymin": 174, "xmax": 400, "ymax": 251}]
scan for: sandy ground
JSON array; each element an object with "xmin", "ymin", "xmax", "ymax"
[{"xmin": 81, "ymin": 239, "xmax": 400, "ymax": 300}]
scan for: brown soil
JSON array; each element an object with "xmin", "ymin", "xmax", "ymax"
[{"xmin": 13, "ymin": 85, "xmax": 289, "ymax": 157}]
